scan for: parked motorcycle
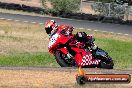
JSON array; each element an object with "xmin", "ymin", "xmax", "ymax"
[{"xmin": 48, "ymin": 31, "xmax": 114, "ymax": 69}]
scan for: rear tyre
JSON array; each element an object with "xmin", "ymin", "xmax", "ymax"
[
  {"xmin": 101, "ymin": 57, "xmax": 114, "ymax": 69},
  {"xmin": 55, "ymin": 51, "xmax": 72, "ymax": 67}
]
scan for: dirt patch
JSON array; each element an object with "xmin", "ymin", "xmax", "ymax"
[
  {"xmin": 0, "ymin": 69, "xmax": 131, "ymax": 88},
  {"xmin": 0, "ymin": 0, "xmax": 42, "ymax": 7},
  {"xmin": 0, "ymin": 70, "xmax": 77, "ymax": 87},
  {"xmin": 81, "ymin": 2, "xmax": 96, "ymax": 14}
]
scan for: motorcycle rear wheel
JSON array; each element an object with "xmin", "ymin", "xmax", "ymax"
[{"xmin": 100, "ymin": 57, "xmax": 114, "ymax": 69}]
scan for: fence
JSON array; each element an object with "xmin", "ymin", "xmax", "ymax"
[{"xmin": 80, "ymin": 1, "xmax": 132, "ymax": 20}]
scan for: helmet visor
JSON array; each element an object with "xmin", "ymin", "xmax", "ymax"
[{"xmin": 45, "ymin": 26, "xmax": 52, "ymax": 34}]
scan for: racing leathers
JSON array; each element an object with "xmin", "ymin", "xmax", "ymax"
[{"xmin": 48, "ymin": 24, "xmax": 101, "ymax": 67}]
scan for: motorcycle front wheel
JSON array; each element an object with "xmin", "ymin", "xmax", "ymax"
[{"xmin": 55, "ymin": 51, "xmax": 76, "ymax": 67}]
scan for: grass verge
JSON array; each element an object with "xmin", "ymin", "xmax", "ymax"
[
  {"xmin": 0, "ymin": 20, "xmax": 132, "ymax": 68},
  {"xmin": 0, "ymin": 52, "xmax": 58, "ymax": 67},
  {"xmin": 0, "ymin": 8, "xmax": 52, "ymax": 18}
]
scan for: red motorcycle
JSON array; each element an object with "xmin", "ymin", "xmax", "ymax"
[{"xmin": 48, "ymin": 31, "xmax": 114, "ymax": 69}]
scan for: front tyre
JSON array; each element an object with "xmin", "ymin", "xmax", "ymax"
[{"xmin": 55, "ymin": 51, "xmax": 75, "ymax": 67}]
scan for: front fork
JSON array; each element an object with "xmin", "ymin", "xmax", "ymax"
[
  {"xmin": 58, "ymin": 47, "xmax": 73, "ymax": 59},
  {"xmin": 58, "ymin": 47, "xmax": 68, "ymax": 54},
  {"xmin": 58, "ymin": 47, "xmax": 76, "ymax": 66}
]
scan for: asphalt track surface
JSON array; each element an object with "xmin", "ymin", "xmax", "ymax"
[
  {"xmin": 0, "ymin": 67, "xmax": 132, "ymax": 74},
  {"xmin": 0, "ymin": 13, "xmax": 132, "ymax": 35}
]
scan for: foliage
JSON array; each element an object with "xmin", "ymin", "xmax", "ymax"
[
  {"xmin": 41, "ymin": 0, "xmax": 80, "ymax": 15},
  {"xmin": 41, "ymin": 0, "xmax": 46, "ymax": 9},
  {"xmin": 51, "ymin": 0, "xmax": 80, "ymax": 12}
]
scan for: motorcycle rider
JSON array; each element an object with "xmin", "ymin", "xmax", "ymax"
[{"xmin": 44, "ymin": 20, "xmax": 102, "ymax": 68}]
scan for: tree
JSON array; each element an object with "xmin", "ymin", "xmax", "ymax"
[
  {"xmin": 41, "ymin": 0, "xmax": 80, "ymax": 15},
  {"xmin": 41, "ymin": 0, "xmax": 46, "ymax": 8}
]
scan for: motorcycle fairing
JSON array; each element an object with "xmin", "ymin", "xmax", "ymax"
[
  {"xmin": 48, "ymin": 32, "xmax": 71, "ymax": 55},
  {"xmin": 75, "ymin": 51, "xmax": 100, "ymax": 66}
]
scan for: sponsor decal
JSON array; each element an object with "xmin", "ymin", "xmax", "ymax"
[{"xmin": 84, "ymin": 74, "xmax": 131, "ymax": 83}]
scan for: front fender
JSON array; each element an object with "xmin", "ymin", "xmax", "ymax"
[{"xmin": 58, "ymin": 47, "xmax": 68, "ymax": 54}]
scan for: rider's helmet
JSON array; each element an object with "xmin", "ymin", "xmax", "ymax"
[
  {"xmin": 44, "ymin": 20, "xmax": 57, "ymax": 34},
  {"xmin": 75, "ymin": 32, "xmax": 88, "ymax": 42}
]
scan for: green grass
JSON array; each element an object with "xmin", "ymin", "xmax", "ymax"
[
  {"xmin": 0, "ymin": 20, "xmax": 132, "ymax": 68},
  {"xmin": 0, "ymin": 37, "xmax": 131, "ymax": 68},
  {"xmin": 96, "ymin": 38, "xmax": 132, "ymax": 68},
  {"xmin": 0, "ymin": 52, "xmax": 58, "ymax": 67}
]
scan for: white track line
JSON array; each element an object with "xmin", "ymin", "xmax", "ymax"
[
  {"xmin": 102, "ymin": 31, "xmax": 107, "ymax": 33},
  {"xmin": 79, "ymin": 28, "xmax": 84, "ymax": 29},
  {"xmin": 94, "ymin": 30, "xmax": 99, "ymax": 32},
  {"xmin": 23, "ymin": 21, "xmax": 29, "ymax": 23},
  {"xmin": 7, "ymin": 19, "xmax": 12, "ymax": 21},
  {"xmin": 0, "ymin": 18, "xmax": 131, "ymax": 36},
  {"xmin": 110, "ymin": 32, "xmax": 114, "ymax": 34},
  {"xmin": 39, "ymin": 23, "xmax": 44, "ymax": 25},
  {"xmin": 0, "ymin": 18, "xmax": 5, "ymax": 20},
  {"xmin": 87, "ymin": 29, "xmax": 92, "ymax": 31},
  {"xmin": 124, "ymin": 34, "xmax": 130, "ymax": 36},
  {"xmin": 31, "ymin": 22, "xmax": 36, "ymax": 24},
  {"xmin": 14, "ymin": 20, "xmax": 20, "ymax": 22},
  {"xmin": 117, "ymin": 33, "xmax": 123, "ymax": 35}
]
